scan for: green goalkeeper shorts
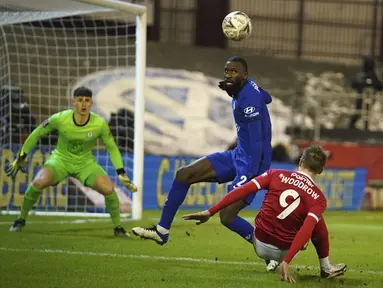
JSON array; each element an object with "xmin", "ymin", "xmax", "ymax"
[{"xmin": 43, "ymin": 155, "xmax": 108, "ymax": 188}]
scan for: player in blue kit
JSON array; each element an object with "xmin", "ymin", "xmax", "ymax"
[{"xmin": 133, "ymin": 56, "xmax": 273, "ymax": 262}]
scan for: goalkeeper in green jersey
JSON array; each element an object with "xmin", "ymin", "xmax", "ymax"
[{"xmin": 6, "ymin": 86, "xmax": 137, "ymax": 236}]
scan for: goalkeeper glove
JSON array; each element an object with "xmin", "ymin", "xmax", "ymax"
[
  {"xmin": 116, "ymin": 168, "xmax": 137, "ymax": 193},
  {"xmin": 5, "ymin": 150, "xmax": 27, "ymax": 178}
]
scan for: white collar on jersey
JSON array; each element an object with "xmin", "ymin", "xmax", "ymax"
[{"xmin": 296, "ymin": 170, "xmax": 314, "ymax": 182}]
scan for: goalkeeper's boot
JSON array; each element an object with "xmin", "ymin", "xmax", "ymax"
[
  {"xmin": 265, "ymin": 260, "xmax": 280, "ymax": 272},
  {"xmin": 132, "ymin": 225, "xmax": 168, "ymax": 245},
  {"xmin": 10, "ymin": 218, "xmax": 26, "ymax": 232},
  {"xmin": 320, "ymin": 263, "xmax": 347, "ymax": 279},
  {"xmin": 114, "ymin": 226, "xmax": 129, "ymax": 237}
]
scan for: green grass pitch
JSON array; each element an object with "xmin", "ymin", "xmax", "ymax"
[{"xmin": 1, "ymin": 210, "xmax": 383, "ymax": 288}]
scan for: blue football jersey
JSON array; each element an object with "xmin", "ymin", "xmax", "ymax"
[{"xmin": 231, "ymin": 77, "xmax": 272, "ymax": 176}]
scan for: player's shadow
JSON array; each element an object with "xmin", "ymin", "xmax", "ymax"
[{"xmin": 296, "ymin": 274, "xmax": 365, "ymax": 287}]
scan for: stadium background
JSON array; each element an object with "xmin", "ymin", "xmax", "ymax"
[
  {"xmin": 1, "ymin": 1, "xmax": 383, "ymax": 288},
  {"xmin": 1, "ymin": 0, "xmax": 383, "ymax": 212}
]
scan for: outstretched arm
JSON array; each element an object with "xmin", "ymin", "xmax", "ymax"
[
  {"xmin": 279, "ymin": 200, "xmax": 327, "ymax": 283},
  {"xmin": 183, "ymin": 171, "xmax": 272, "ymax": 223},
  {"xmin": 208, "ymin": 178, "xmax": 262, "ymax": 215},
  {"xmin": 5, "ymin": 114, "xmax": 59, "ymax": 178},
  {"xmin": 100, "ymin": 120, "xmax": 137, "ymax": 192},
  {"xmin": 100, "ymin": 120, "xmax": 124, "ymax": 171},
  {"xmin": 21, "ymin": 115, "xmax": 59, "ymax": 155},
  {"xmin": 283, "ymin": 200, "xmax": 327, "ymax": 264}
]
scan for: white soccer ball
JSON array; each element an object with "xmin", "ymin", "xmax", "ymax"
[{"xmin": 222, "ymin": 11, "xmax": 252, "ymax": 41}]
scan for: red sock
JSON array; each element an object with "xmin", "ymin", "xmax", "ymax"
[{"xmin": 311, "ymin": 217, "xmax": 329, "ymax": 259}]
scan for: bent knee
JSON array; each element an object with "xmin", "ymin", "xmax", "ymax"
[
  {"xmin": 101, "ymin": 185, "xmax": 114, "ymax": 196},
  {"xmin": 254, "ymin": 246, "xmax": 268, "ymax": 260},
  {"xmin": 254, "ymin": 240, "xmax": 285, "ymax": 262},
  {"xmin": 175, "ymin": 166, "xmax": 194, "ymax": 184},
  {"xmin": 219, "ymin": 209, "xmax": 237, "ymax": 227},
  {"xmin": 94, "ymin": 176, "xmax": 114, "ymax": 195},
  {"xmin": 31, "ymin": 178, "xmax": 49, "ymax": 190},
  {"xmin": 219, "ymin": 201, "xmax": 247, "ymax": 227},
  {"xmin": 32, "ymin": 169, "xmax": 54, "ymax": 189}
]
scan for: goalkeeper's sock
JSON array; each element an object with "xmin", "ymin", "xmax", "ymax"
[
  {"xmin": 227, "ymin": 216, "xmax": 254, "ymax": 244},
  {"xmin": 158, "ymin": 180, "xmax": 190, "ymax": 231},
  {"xmin": 20, "ymin": 185, "xmax": 42, "ymax": 220},
  {"xmin": 105, "ymin": 192, "xmax": 121, "ymax": 227}
]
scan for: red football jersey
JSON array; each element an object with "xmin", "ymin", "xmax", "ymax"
[{"xmin": 252, "ymin": 169, "xmax": 327, "ymax": 249}]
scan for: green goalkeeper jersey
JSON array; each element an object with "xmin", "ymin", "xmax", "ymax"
[{"xmin": 21, "ymin": 109, "xmax": 124, "ymax": 169}]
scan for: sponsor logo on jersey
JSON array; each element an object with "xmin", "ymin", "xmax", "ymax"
[
  {"xmin": 244, "ymin": 106, "xmax": 259, "ymax": 118},
  {"xmin": 245, "ymin": 111, "xmax": 260, "ymax": 118},
  {"xmin": 291, "ymin": 172, "xmax": 313, "ymax": 187},
  {"xmin": 68, "ymin": 140, "xmax": 84, "ymax": 154},
  {"xmin": 244, "ymin": 106, "xmax": 255, "ymax": 114},
  {"xmin": 88, "ymin": 132, "xmax": 93, "ymax": 137}
]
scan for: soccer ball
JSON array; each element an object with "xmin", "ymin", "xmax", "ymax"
[{"xmin": 222, "ymin": 11, "xmax": 252, "ymax": 41}]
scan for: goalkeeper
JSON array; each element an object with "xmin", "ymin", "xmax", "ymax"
[{"xmin": 6, "ymin": 86, "xmax": 137, "ymax": 236}]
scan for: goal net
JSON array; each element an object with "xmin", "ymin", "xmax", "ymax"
[{"xmin": 0, "ymin": 0, "xmax": 146, "ymax": 220}]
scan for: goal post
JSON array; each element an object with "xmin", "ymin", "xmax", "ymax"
[
  {"xmin": 81, "ymin": 0, "xmax": 147, "ymax": 221},
  {"xmin": 0, "ymin": 0, "xmax": 146, "ymax": 220}
]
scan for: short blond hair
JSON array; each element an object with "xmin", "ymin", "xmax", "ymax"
[{"xmin": 300, "ymin": 145, "xmax": 328, "ymax": 174}]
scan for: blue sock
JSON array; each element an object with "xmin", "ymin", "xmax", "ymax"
[
  {"xmin": 228, "ymin": 216, "xmax": 254, "ymax": 243},
  {"xmin": 158, "ymin": 180, "xmax": 190, "ymax": 230}
]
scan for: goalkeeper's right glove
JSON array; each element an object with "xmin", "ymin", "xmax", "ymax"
[
  {"xmin": 116, "ymin": 168, "xmax": 138, "ymax": 193},
  {"xmin": 5, "ymin": 150, "xmax": 27, "ymax": 178}
]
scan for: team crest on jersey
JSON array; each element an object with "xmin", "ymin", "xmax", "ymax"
[
  {"xmin": 42, "ymin": 119, "xmax": 49, "ymax": 128},
  {"xmin": 88, "ymin": 132, "xmax": 93, "ymax": 137}
]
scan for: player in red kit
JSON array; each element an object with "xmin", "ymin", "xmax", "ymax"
[{"xmin": 183, "ymin": 145, "xmax": 346, "ymax": 283}]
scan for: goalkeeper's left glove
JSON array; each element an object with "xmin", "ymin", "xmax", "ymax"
[
  {"xmin": 5, "ymin": 150, "xmax": 27, "ymax": 178},
  {"xmin": 116, "ymin": 168, "xmax": 137, "ymax": 193}
]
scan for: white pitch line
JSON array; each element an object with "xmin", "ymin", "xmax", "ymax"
[
  {"xmin": 0, "ymin": 247, "xmax": 382, "ymax": 275},
  {"xmin": 1, "ymin": 217, "xmax": 381, "ymax": 231}
]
